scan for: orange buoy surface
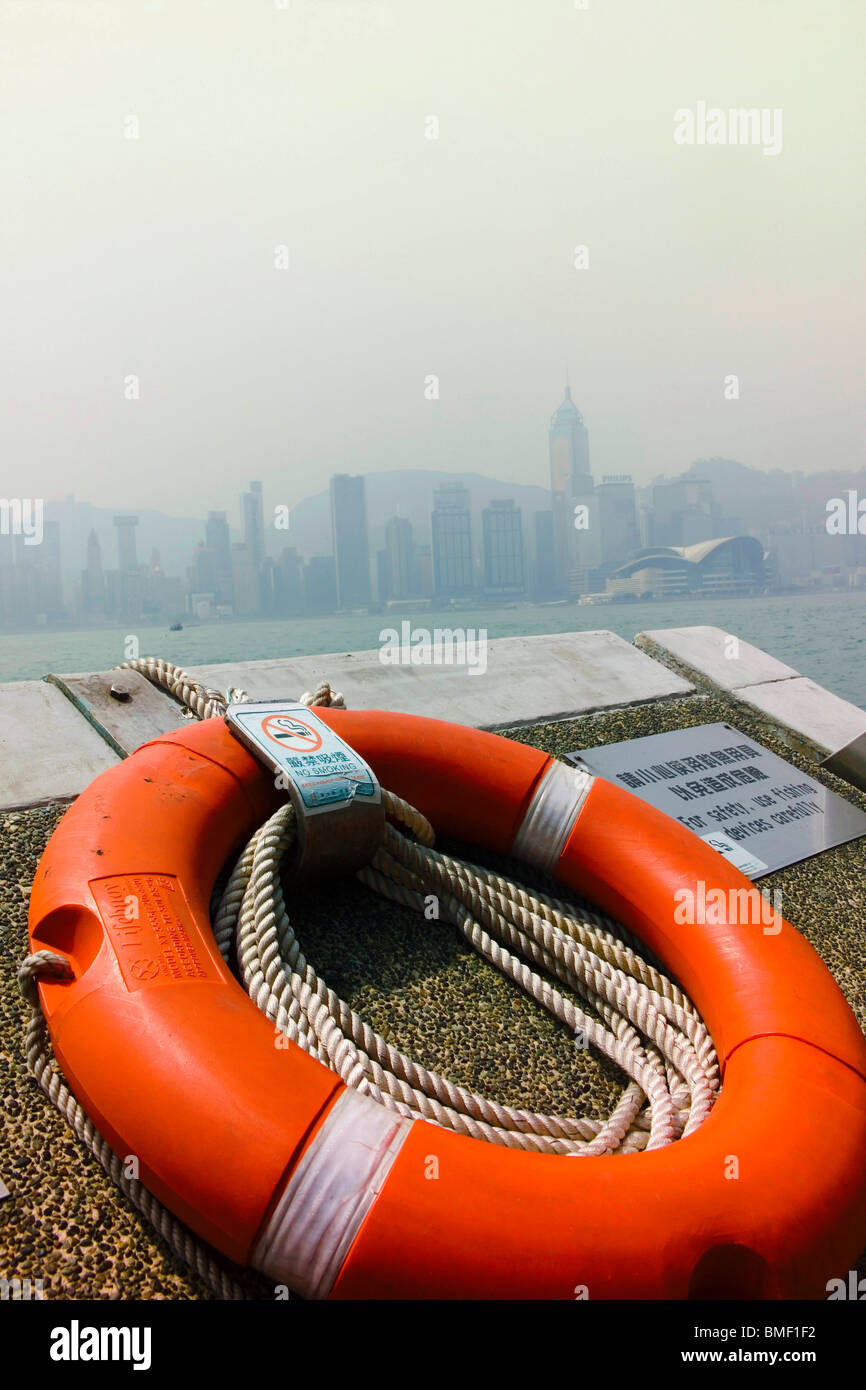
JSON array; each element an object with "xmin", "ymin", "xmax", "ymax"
[{"xmin": 28, "ymin": 711, "xmax": 866, "ymax": 1299}]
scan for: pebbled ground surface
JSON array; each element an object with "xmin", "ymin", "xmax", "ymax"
[{"xmin": 1, "ymin": 691, "xmax": 864, "ymax": 1299}]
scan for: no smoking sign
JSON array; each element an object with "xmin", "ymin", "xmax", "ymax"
[
  {"xmin": 226, "ymin": 701, "xmax": 381, "ymax": 816},
  {"xmin": 261, "ymin": 713, "xmax": 323, "ymax": 753}
]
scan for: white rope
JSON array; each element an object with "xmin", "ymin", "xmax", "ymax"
[
  {"xmin": 117, "ymin": 657, "xmax": 345, "ymax": 718},
  {"xmin": 221, "ymin": 799, "xmax": 717, "ymax": 1156},
  {"xmin": 19, "ymin": 658, "xmax": 719, "ymax": 1294},
  {"xmin": 16, "ymin": 954, "xmax": 247, "ymax": 1299}
]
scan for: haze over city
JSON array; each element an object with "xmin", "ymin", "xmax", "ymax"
[{"xmin": 2, "ymin": 0, "xmax": 864, "ymax": 521}]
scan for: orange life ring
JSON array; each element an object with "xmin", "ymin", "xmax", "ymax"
[{"xmin": 28, "ymin": 711, "xmax": 866, "ymax": 1300}]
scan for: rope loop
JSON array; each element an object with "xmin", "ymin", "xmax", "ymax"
[{"xmin": 17, "ymin": 950, "xmax": 74, "ymax": 1007}]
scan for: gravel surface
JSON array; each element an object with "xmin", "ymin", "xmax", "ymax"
[{"xmin": 2, "ymin": 691, "xmax": 864, "ymax": 1298}]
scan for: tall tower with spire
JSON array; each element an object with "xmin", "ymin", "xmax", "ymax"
[
  {"xmin": 81, "ymin": 528, "xmax": 105, "ymax": 618},
  {"xmin": 549, "ymin": 384, "xmax": 596, "ymax": 594}
]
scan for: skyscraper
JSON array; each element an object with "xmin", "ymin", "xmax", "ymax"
[
  {"xmin": 241, "ymin": 482, "xmax": 265, "ymax": 569},
  {"xmin": 0, "ymin": 532, "xmax": 25, "ymax": 625},
  {"xmin": 416, "ymin": 544, "xmax": 433, "ymax": 597},
  {"xmin": 482, "ymin": 499, "xmax": 524, "ymax": 594},
  {"xmin": 111, "ymin": 515, "xmax": 141, "ymax": 619},
  {"xmin": 205, "ymin": 510, "xmax": 234, "ymax": 607},
  {"xmin": 21, "ymin": 519, "xmax": 63, "ymax": 618},
  {"xmin": 81, "ymin": 529, "xmax": 105, "ymax": 617},
  {"xmin": 192, "ymin": 543, "xmax": 219, "ymax": 596},
  {"xmin": 432, "ymin": 484, "xmax": 473, "ymax": 596},
  {"xmin": 305, "ymin": 555, "xmax": 338, "ymax": 613},
  {"xmin": 597, "ymin": 475, "xmax": 639, "ymax": 567},
  {"xmin": 278, "ymin": 547, "xmax": 304, "ymax": 615},
  {"xmin": 113, "ymin": 515, "xmax": 139, "ymax": 573},
  {"xmin": 376, "ymin": 548, "xmax": 392, "ymax": 605},
  {"xmin": 649, "ymin": 478, "xmax": 723, "ymax": 548},
  {"xmin": 384, "ymin": 516, "xmax": 413, "ymax": 600},
  {"xmin": 548, "ymin": 386, "xmax": 596, "ymax": 593},
  {"xmin": 231, "ymin": 542, "xmax": 259, "ymax": 617},
  {"xmin": 330, "ymin": 474, "xmax": 371, "ymax": 607},
  {"xmin": 533, "ymin": 511, "xmax": 557, "ymax": 599}
]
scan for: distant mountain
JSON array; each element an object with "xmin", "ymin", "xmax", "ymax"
[
  {"xmin": 284, "ymin": 470, "xmax": 553, "ymax": 561},
  {"xmin": 684, "ymin": 458, "xmax": 796, "ymax": 532},
  {"xmin": 797, "ymin": 467, "xmax": 866, "ymax": 522},
  {"xmin": 651, "ymin": 457, "xmax": 866, "ymax": 534}
]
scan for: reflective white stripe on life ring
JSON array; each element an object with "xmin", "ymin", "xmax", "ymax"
[
  {"xmin": 511, "ymin": 759, "xmax": 594, "ymax": 875},
  {"xmin": 251, "ymin": 1086, "xmax": 413, "ymax": 1299}
]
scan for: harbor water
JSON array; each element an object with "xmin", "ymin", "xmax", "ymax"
[{"xmin": 2, "ymin": 590, "xmax": 865, "ymax": 709}]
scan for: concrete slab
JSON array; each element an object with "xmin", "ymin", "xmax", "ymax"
[
  {"xmin": 185, "ymin": 629, "xmax": 694, "ymax": 729},
  {"xmin": 0, "ymin": 631, "xmax": 692, "ymax": 809},
  {"xmin": 736, "ymin": 676, "xmax": 866, "ymax": 758},
  {"xmin": 0, "ymin": 679, "xmax": 119, "ymax": 810},
  {"xmin": 47, "ymin": 670, "xmax": 187, "ymax": 757},
  {"xmin": 634, "ymin": 625, "xmax": 866, "ymax": 758},
  {"xmin": 635, "ymin": 625, "xmax": 800, "ymax": 692}
]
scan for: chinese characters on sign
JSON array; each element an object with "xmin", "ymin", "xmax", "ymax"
[{"xmin": 566, "ymin": 724, "xmax": 866, "ymax": 879}]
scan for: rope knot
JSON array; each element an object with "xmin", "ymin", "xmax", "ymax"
[
  {"xmin": 299, "ymin": 682, "xmax": 345, "ymax": 709},
  {"xmin": 17, "ymin": 950, "xmax": 74, "ymax": 1007}
]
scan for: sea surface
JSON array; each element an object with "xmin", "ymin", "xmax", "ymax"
[{"xmin": 2, "ymin": 591, "xmax": 865, "ymax": 710}]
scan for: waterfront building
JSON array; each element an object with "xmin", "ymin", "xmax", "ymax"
[
  {"xmin": 109, "ymin": 515, "xmax": 142, "ymax": 619},
  {"xmin": 278, "ymin": 547, "xmax": 305, "ymax": 615},
  {"xmin": 330, "ymin": 474, "xmax": 371, "ymax": 608},
  {"xmin": 192, "ymin": 543, "xmax": 219, "ymax": 598},
  {"xmin": 241, "ymin": 483, "xmax": 265, "ymax": 569},
  {"xmin": 205, "ymin": 510, "xmax": 234, "ymax": 608},
  {"xmin": 231, "ymin": 542, "xmax": 259, "ymax": 617},
  {"xmin": 17, "ymin": 519, "xmax": 63, "ymax": 621},
  {"xmin": 596, "ymin": 475, "xmax": 639, "ymax": 569},
  {"xmin": 432, "ymin": 484, "xmax": 473, "ymax": 596},
  {"xmin": 81, "ymin": 529, "xmax": 106, "ymax": 618},
  {"xmin": 482, "ymin": 499, "xmax": 525, "ymax": 596},
  {"xmin": 112, "ymin": 515, "xmax": 139, "ymax": 573},
  {"xmin": 533, "ymin": 510, "xmax": 557, "ymax": 599},
  {"xmin": 606, "ymin": 536, "xmax": 765, "ymax": 598},
  {"xmin": 305, "ymin": 554, "xmax": 338, "ymax": 613},
  {"xmin": 415, "ymin": 543, "xmax": 434, "ymax": 598},
  {"xmin": 549, "ymin": 385, "xmax": 594, "ymax": 594},
  {"xmin": 384, "ymin": 516, "xmax": 413, "ymax": 600}
]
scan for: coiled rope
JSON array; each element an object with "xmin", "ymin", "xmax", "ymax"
[{"xmin": 19, "ymin": 656, "xmax": 719, "ymax": 1294}]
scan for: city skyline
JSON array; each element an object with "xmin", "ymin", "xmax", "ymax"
[{"xmin": 4, "ymin": 379, "xmax": 866, "ymax": 629}]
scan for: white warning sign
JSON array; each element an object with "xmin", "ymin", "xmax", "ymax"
[
  {"xmin": 566, "ymin": 722, "xmax": 866, "ymax": 879},
  {"xmin": 226, "ymin": 702, "xmax": 380, "ymax": 813}
]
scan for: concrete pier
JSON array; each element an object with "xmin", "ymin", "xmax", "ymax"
[
  {"xmin": 636, "ymin": 625, "xmax": 866, "ymax": 761},
  {"xmin": 2, "ymin": 629, "xmax": 695, "ymax": 810},
  {"xmin": 1, "ymin": 625, "xmax": 864, "ymax": 1298},
  {"xmin": 3, "ymin": 623, "xmax": 864, "ymax": 812}
]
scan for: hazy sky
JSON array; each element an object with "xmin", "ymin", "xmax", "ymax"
[{"xmin": 2, "ymin": 0, "xmax": 864, "ymax": 521}]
